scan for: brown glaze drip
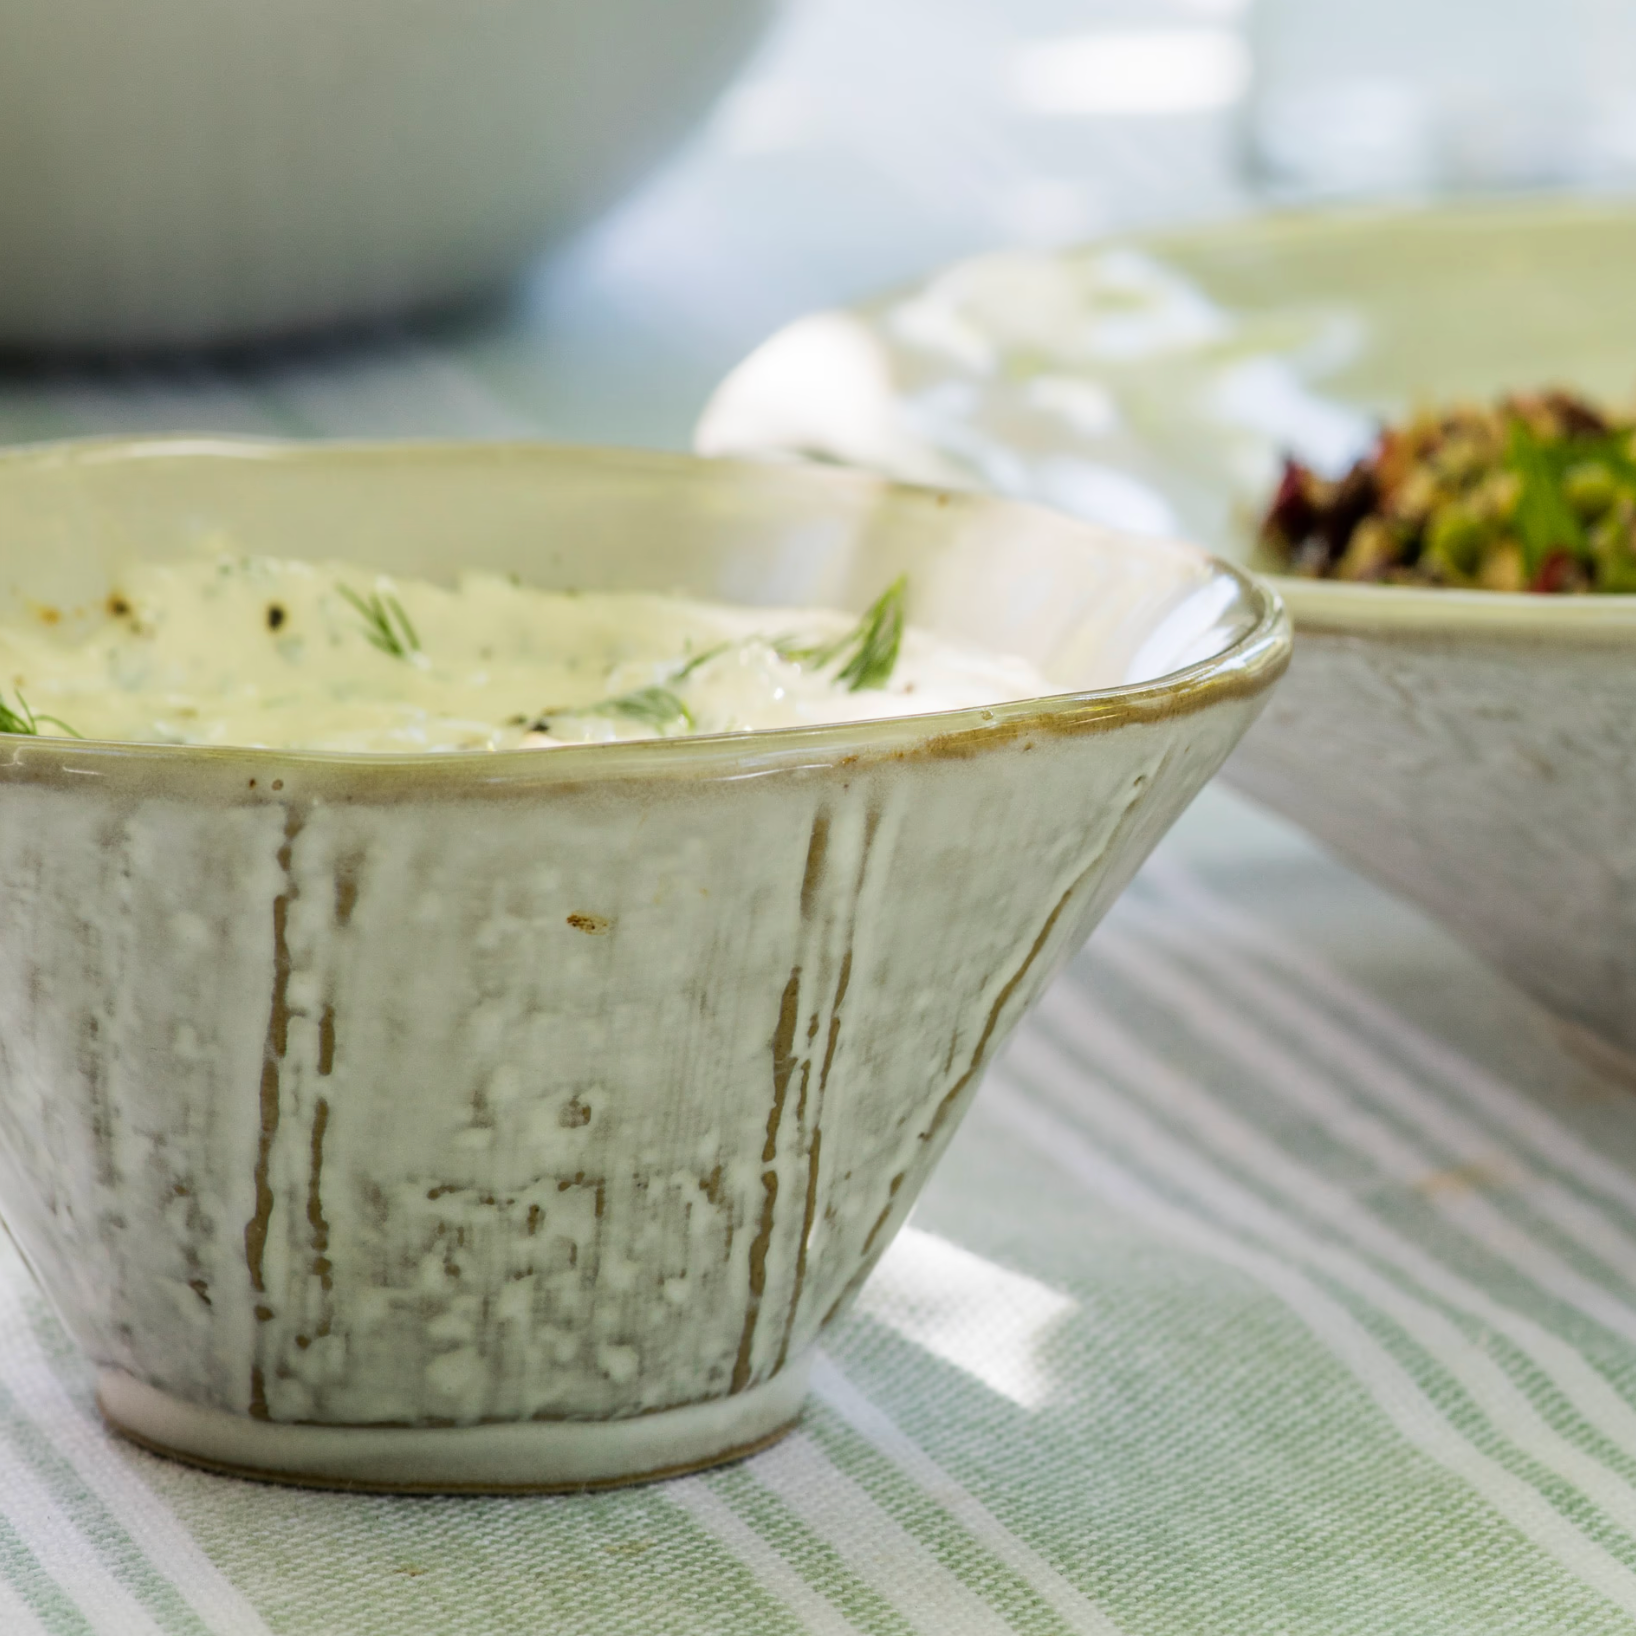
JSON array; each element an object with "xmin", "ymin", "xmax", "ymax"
[
  {"xmin": 799, "ymin": 813, "xmax": 830, "ymax": 921},
  {"xmin": 774, "ymin": 1128, "xmax": 823, "ymax": 1375},
  {"xmin": 859, "ymin": 1171, "xmax": 906, "ymax": 1261},
  {"xmin": 316, "ymin": 1004, "xmax": 336, "ymax": 1078},
  {"xmin": 245, "ymin": 808, "xmax": 303, "ymax": 1297},
  {"xmin": 918, "ymin": 870, "xmax": 1083, "ymax": 1153},
  {"xmin": 244, "ymin": 807, "xmax": 303, "ymax": 1418},
  {"xmin": 821, "ymin": 845, "xmax": 1107, "ymax": 1333},
  {"xmin": 777, "ymin": 803, "xmax": 877, "ymax": 1365},
  {"xmin": 307, "ymin": 1097, "xmax": 333, "ymax": 1299},
  {"xmin": 731, "ymin": 965, "xmax": 802, "ymax": 1393},
  {"xmin": 332, "ymin": 854, "xmax": 363, "ymax": 928},
  {"xmin": 775, "ymin": 944, "xmax": 854, "ymax": 1372}
]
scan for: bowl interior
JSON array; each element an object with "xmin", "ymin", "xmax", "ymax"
[{"xmin": 0, "ymin": 438, "xmax": 1265, "ymax": 712}]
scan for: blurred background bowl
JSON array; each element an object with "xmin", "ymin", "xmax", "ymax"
[{"xmin": 0, "ymin": 0, "xmax": 772, "ymax": 351}]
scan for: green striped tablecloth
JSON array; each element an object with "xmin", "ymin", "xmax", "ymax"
[
  {"xmin": 4, "ymin": 783, "xmax": 1636, "ymax": 1635},
  {"xmin": 0, "ymin": 0, "xmax": 1622, "ymax": 1623}
]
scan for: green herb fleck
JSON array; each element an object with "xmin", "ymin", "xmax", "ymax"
[
  {"xmin": 0, "ymin": 688, "xmax": 80, "ymax": 738},
  {"xmin": 671, "ymin": 642, "xmax": 731, "ymax": 682},
  {"xmin": 775, "ymin": 575, "xmax": 907, "ymax": 692},
  {"xmin": 1505, "ymin": 419, "xmax": 1587, "ymax": 578},
  {"xmin": 532, "ymin": 685, "xmax": 694, "ymax": 737},
  {"xmin": 519, "ymin": 578, "xmax": 909, "ymax": 742},
  {"xmin": 337, "ymin": 584, "xmax": 420, "ymax": 659},
  {"xmin": 598, "ymin": 685, "xmax": 695, "ymax": 732}
]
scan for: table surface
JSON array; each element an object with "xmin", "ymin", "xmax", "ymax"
[{"xmin": 7, "ymin": 3, "xmax": 1636, "ymax": 1632}]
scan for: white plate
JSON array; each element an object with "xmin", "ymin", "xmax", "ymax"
[{"xmin": 699, "ymin": 197, "xmax": 1636, "ymax": 560}]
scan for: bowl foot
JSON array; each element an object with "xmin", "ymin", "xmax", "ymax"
[{"xmin": 97, "ymin": 1354, "xmax": 812, "ymax": 1494}]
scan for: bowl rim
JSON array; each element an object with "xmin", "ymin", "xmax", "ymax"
[
  {"xmin": 1105, "ymin": 188, "xmax": 1636, "ymax": 274},
  {"xmin": 0, "ymin": 435, "xmax": 1290, "ymax": 796},
  {"xmin": 1265, "ymin": 573, "xmax": 1636, "ymax": 641}
]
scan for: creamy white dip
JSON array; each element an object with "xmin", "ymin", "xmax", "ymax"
[{"xmin": 0, "ymin": 554, "xmax": 1053, "ymax": 752}]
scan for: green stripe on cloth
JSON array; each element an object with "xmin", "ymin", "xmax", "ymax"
[
  {"xmin": 1001, "ymin": 1029, "xmax": 1636, "ymax": 1566},
  {"xmin": 886, "ymin": 1089, "xmax": 1632, "ymax": 1631},
  {"xmin": 0, "ymin": 1375, "xmax": 216, "ymax": 1635},
  {"xmin": 1108, "ymin": 904, "xmax": 1636, "ymax": 1318},
  {"xmin": 1026, "ymin": 988, "xmax": 1636, "ymax": 1507},
  {"xmin": 692, "ymin": 1454, "xmax": 927, "ymax": 1636},
  {"xmin": 0, "ymin": 1510, "xmax": 91, "ymax": 1636},
  {"xmin": 975, "ymin": 1084, "xmax": 1636, "ymax": 1631}
]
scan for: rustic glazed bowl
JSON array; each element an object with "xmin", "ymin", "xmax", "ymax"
[
  {"xmin": 0, "ymin": 438, "xmax": 1287, "ymax": 1491},
  {"xmin": 0, "ymin": 0, "xmax": 770, "ymax": 348},
  {"xmin": 1226, "ymin": 582, "xmax": 1636, "ymax": 1068},
  {"xmin": 696, "ymin": 201, "xmax": 1636, "ymax": 1073}
]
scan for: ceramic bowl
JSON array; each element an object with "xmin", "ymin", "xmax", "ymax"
[
  {"xmin": 696, "ymin": 200, "xmax": 1636, "ymax": 1070},
  {"xmin": 0, "ymin": 437, "xmax": 1287, "ymax": 1491},
  {"xmin": 0, "ymin": 0, "xmax": 770, "ymax": 349},
  {"xmin": 1230, "ymin": 583, "xmax": 1636, "ymax": 1065}
]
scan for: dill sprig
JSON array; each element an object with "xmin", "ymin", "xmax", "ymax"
[
  {"xmin": 775, "ymin": 575, "xmax": 907, "ymax": 692},
  {"xmin": 598, "ymin": 685, "xmax": 695, "ymax": 732},
  {"xmin": 529, "ymin": 647, "xmax": 725, "ymax": 738},
  {"xmin": 337, "ymin": 584, "xmax": 420, "ymax": 659},
  {"xmin": 671, "ymin": 642, "xmax": 731, "ymax": 682},
  {"xmin": 518, "ymin": 579, "xmax": 909, "ymax": 741},
  {"xmin": 531, "ymin": 684, "xmax": 694, "ymax": 737},
  {"xmin": 0, "ymin": 687, "xmax": 81, "ymax": 739}
]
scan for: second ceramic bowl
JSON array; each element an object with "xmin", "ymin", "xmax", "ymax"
[
  {"xmin": 0, "ymin": 437, "xmax": 1287, "ymax": 1490},
  {"xmin": 697, "ymin": 200, "xmax": 1636, "ymax": 1070}
]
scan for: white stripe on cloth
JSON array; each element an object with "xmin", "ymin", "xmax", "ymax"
[
  {"xmin": 1118, "ymin": 892, "xmax": 1636, "ymax": 1277},
  {"xmin": 812, "ymin": 1356, "xmax": 1128, "ymax": 1636},
  {"xmin": 747, "ymin": 1430, "xmax": 1020, "ymax": 1636},
  {"xmin": 1097, "ymin": 923, "xmax": 1636, "ymax": 1352},
  {"xmin": 984, "ymin": 1078, "xmax": 1636, "ymax": 1621},
  {"xmin": 1034, "ymin": 985, "xmax": 1636, "ymax": 1476},
  {"xmin": 0, "ymin": 1570, "xmax": 52, "ymax": 1636},
  {"xmin": 854, "ymin": 1227, "xmax": 1075, "ymax": 1409},
  {"xmin": 0, "ymin": 1285, "xmax": 275, "ymax": 1636},
  {"xmin": 665, "ymin": 1478, "xmax": 866, "ymax": 1636},
  {"xmin": 0, "ymin": 1430, "xmax": 169, "ymax": 1636},
  {"xmin": 1141, "ymin": 860, "xmax": 1636, "ymax": 1221},
  {"xmin": 1008, "ymin": 1019, "xmax": 1636, "ymax": 1544}
]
